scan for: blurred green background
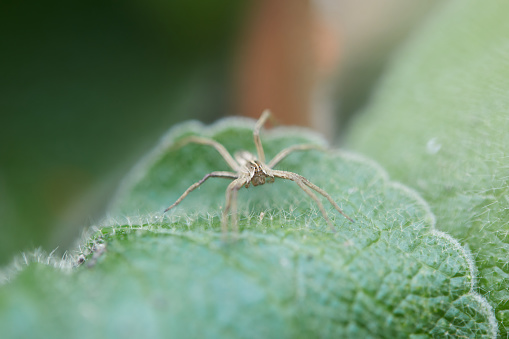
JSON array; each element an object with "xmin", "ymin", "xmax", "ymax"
[
  {"xmin": 0, "ymin": 0, "xmax": 247, "ymax": 264},
  {"xmin": 0, "ymin": 0, "xmax": 437, "ymax": 265}
]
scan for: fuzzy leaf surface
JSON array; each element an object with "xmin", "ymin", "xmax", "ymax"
[
  {"xmin": 346, "ymin": 0, "xmax": 509, "ymax": 336},
  {"xmin": 0, "ymin": 117, "xmax": 497, "ymax": 338}
]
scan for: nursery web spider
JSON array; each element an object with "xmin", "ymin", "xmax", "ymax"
[{"xmin": 164, "ymin": 110, "xmax": 354, "ymax": 234}]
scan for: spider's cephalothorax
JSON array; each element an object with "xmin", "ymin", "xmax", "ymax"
[
  {"xmin": 164, "ymin": 110, "xmax": 354, "ymax": 236},
  {"xmin": 235, "ymin": 150, "xmax": 275, "ymax": 188}
]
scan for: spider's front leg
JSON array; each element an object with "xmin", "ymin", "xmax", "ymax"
[
  {"xmin": 164, "ymin": 171, "xmax": 237, "ymax": 212},
  {"xmin": 222, "ymin": 178, "xmax": 248, "ymax": 237},
  {"xmin": 298, "ymin": 175, "xmax": 355, "ymax": 223},
  {"xmin": 270, "ymin": 169, "xmax": 354, "ymax": 230},
  {"xmin": 293, "ymin": 178, "xmax": 337, "ymax": 232}
]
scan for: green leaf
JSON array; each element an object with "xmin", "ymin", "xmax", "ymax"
[
  {"xmin": 346, "ymin": 0, "xmax": 509, "ymax": 336},
  {"xmin": 0, "ymin": 117, "xmax": 496, "ymax": 338}
]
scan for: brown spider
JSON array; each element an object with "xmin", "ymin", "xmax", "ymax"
[{"xmin": 164, "ymin": 110, "xmax": 354, "ymax": 235}]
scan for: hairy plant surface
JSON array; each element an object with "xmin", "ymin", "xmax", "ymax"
[
  {"xmin": 1, "ymin": 0, "xmax": 506, "ymax": 336},
  {"xmin": 346, "ymin": 0, "xmax": 509, "ymax": 336},
  {"xmin": 0, "ymin": 118, "xmax": 497, "ymax": 338}
]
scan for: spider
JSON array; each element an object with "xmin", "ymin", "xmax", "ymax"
[{"xmin": 164, "ymin": 110, "xmax": 354, "ymax": 235}]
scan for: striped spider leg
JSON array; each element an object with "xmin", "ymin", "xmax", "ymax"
[{"xmin": 164, "ymin": 110, "xmax": 354, "ymax": 235}]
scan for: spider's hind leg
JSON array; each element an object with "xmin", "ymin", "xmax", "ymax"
[
  {"xmin": 174, "ymin": 136, "xmax": 240, "ymax": 172},
  {"xmin": 268, "ymin": 144, "xmax": 325, "ymax": 168},
  {"xmin": 253, "ymin": 109, "xmax": 273, "ymax": 163}
]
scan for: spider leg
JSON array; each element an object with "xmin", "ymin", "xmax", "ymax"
[
  {"xmin": 174, "ymin": 136, "xmax": 240, "ymax": 171},
  {"xmin": 222, "ymin": 178, "xmax": 247, "ymax": 237},
  {"xmin": 268, "ymin": 144, "xmax": 325, "ymax": 168},
  {"xmin": 298, "ymin": 175, "xmax": 355, "ymax": 223},
  {"xmin": 253, "ymin": 109, "xmax": 272, "ymax": 163},
  {"xmin": 164, "ymin": 171, "xmax": 237, "ymax": 212},
  {"xmin": 293, "ymin": 179, "xmax": 336, "ymax": 232},
  {"xmin": 271, "ymin": 169, "xmax": 355, "ymax": 224},
  {"xmin": 230, "ymin": 185, "xmax": 240, "ymax": 235}
]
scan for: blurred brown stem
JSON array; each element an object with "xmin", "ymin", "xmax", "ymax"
[{"xmin": 233, "ymin": 0, "xmax": 314, "ymax": 127}]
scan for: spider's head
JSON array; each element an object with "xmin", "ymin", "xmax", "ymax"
[
  {"xmin": 250, "ymin": 160, "xmax": 274, "ymax": 186},
  {"xmin": 251, "ymin": 160, "xmax": 266, "ymax": 186},
  {"xmin": 252, "ymin": 174, "xmax": 266, "ymax": 186}
]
